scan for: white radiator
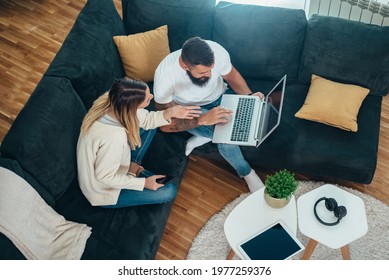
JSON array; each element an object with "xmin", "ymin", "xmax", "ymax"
[{"xmin": 306, "ymin": 0, "xmax": 389, "ymax": 26}]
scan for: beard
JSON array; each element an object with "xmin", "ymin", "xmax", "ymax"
[{"xmin": 186, "ymin": 71, "xmax": 210, "ymax": 87}]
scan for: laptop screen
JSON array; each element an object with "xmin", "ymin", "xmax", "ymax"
[{"xmin": 256, "ymin": 75, "xmax": 286, "ymax": 147}]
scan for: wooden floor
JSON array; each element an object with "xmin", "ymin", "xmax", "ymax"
[{"xmin": 0, "ymin": 0, "xmax": 388, "ymax": 260}]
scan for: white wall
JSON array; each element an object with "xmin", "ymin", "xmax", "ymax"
[
  {"xmin": 215, "ymin": 0, "xmax": 389, "ymax": 26},
  {"xmin": 307, "ymin": 0, "xmax": 389, "ymax": 26},
  {"xmin": 215, "ymin": 0, "xmax": 306, "ymax": 10}
]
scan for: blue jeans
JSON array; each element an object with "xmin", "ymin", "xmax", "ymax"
[
  {"xmin": 103, "ymin": 170, "xmax": 177, "ymax": 208},
  {"xmin": 188, "ymin": 94, "xmax": 252, "ymax": 177},
  {"xmin": 131, "ymin": 128, "xmax": 156, "ymax": 165},
  {"xmin": 103, "ymin": 128, "xmax": 177, "ymax": 208}
]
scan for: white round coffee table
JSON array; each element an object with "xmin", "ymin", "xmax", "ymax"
[
  {"xmin": 224, "ymin": 188, "xmax": 297, "ymax": 259},
  {"xmin": 297, "ymin": 184, "xmax": 368, "ymax": 259}
]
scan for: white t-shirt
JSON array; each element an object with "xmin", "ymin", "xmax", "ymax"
[{"xmin": 153, "ymin": 40, "xmax": 232, "ymax": 106}]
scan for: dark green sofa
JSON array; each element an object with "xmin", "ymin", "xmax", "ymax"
[
  {"xmin": 0, "ymin": 0, "xmax": 388, "ymax": 259},
  {"xmin": 207, "ymin": 1, "xmax": 389, "ymax": 184},
  {"xmin": 0, "ymin": 0, "xmax": 190, "ymax": 260}
]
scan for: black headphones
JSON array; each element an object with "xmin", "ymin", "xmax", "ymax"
[{"xmin": 313, "ymin": 197, "xmax": 347, "ymax": 226}]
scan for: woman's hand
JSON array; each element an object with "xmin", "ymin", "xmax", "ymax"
[
  {"xmin": 198, "ymin": 106, "xmax": 233, "ymax": 126},
  {"xmin": 164, "ymin": 105, "xmax": 202, "ymax": 120},
  {"xmin": 144, "ymin": 175, "xmax": 166, "ymax": 191}
]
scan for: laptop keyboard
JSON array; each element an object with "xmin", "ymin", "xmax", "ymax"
[{"xmin": 230, "ymin": 98, "xmax": 255, "ymax": 142}]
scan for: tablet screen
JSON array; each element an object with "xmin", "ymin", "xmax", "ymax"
[{"xmin": 237, "ymin": 220, "xmax": 304, "ymax": 260}]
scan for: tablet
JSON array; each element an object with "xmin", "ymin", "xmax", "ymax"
[{"xmin": 237, "ymin": 220, "xmax": 304, "ymax": 260}]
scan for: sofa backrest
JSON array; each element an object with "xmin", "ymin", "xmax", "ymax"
[
  {"xmin": 45, "ymin": 0, "xmax": 127, "ymax": 110},
  {"xmin": 299, "ymin": 15, "xmax": 389, "ymax": 97},
  {"xmin": 0, "ymin": 76, "xmax": 86, "ymax": 204},
  {"xmin": 213, "ymin": 1, "xmax": 307, "ymax": 81},
  {"xmin": 121, "ymin": 0, "xmax": 216, "ymax": 52}
]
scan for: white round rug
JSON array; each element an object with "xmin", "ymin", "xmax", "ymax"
[{"xmin": 186, "ymin": 181, "xmax": 389, "ymax": 260}]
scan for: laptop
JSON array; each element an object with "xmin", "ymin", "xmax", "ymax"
[
  {"xmin": 237, "ymin": 220, "xmax": 305, "ymax": 260},
  {"xmin": 212, "ymin": 75, "xmax": 286, "ymax": 147}
]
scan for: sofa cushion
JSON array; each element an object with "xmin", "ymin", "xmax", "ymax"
[
  {"xmin": 45, "ymin": 0, "xmax": 127, "ymax": 109},
  {"xmin": 250, "ymin": 84, "xmax": 382, "ymax": 184},
  {"xmin": 122, "ymin": 0, "xmax": 216, "ymax": 52},
  {"xmin": 114, "ymin": 25, "xmax": 170, "ymax": 82},
  {"xmin": 193, "ymin": 83, "xmax": 381, "ymax": 184},
  {"xmin": 54, "ymin": 178, "xmax": 175, "ymax": 259},
  {"xmin": 142, "ymin": 130, "xmax": 190, "ymax": 176},
  {"xmin": 299, "ymin": 15, "xmax": 389, "ymax": 97},
  {"xmin": 0, "ymin": 76, "xmax": 86, "ymax": 201},
  {"xmin": 295, "ymin": 74, "xmax": 369, "ymax": 132},
  {"xmin": 213, "ymin": 1, "xmax": 307, "ymax": 81}
]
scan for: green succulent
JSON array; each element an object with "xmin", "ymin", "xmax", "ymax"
[{"xmin": 265, "ymin": 169, "xmax": 298, "ymax": 199}]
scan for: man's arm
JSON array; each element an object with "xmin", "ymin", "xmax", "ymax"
[
  {"xmin": 155, "ymin": 101, "xmax": 233, "ymax": 133},
  {"xmin": 222, "ymin": 66, "xmax": 252, "ymax": 95},
  {"xmin": 155, "ymin": 101, "xmax": 199, "ymax": 132},
  {"xmin": 222, "ymin": 66, "xmax": 264, "ymax": 99}
]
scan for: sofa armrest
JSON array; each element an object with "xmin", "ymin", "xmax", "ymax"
[
  {"xmin": 45, "ymin": 0, "xmax": 127, "ymax": 109},
  {"xmin": 0, "ymin": 76, "xmax": 86, "ymax": 202}
]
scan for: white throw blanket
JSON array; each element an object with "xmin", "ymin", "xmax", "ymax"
[{"xmin": 0, "ymin": 167, "xmax": 92, "ymax": 259}]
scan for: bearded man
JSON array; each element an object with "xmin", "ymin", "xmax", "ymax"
[{"xmin": 153, "ymin": 37, "xmax": 264, "ymax": 193}]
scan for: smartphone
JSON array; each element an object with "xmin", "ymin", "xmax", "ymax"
[{"xmin": 156, "ymin": 175, "xmax": 175, "ymax": 184}]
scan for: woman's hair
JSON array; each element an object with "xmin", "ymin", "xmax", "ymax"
[
  {"xmin": 80, "ymin": 78, "xmax": 147, "ymax": 149},
  {"xmin": 181, "ymin": 37, "xmax": 214, "ymax": 67}
]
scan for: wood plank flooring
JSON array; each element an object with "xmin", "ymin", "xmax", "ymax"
[{"xmin": 0, "ymin": 0, "xmax": 388, "ymax": 260}]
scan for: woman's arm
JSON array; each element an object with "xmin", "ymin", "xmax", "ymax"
[
  {"xmin": 155, "ymin": 101, "xmax": 199, "ymax": 132},
  {"xmin": 155, "ymin": 101, "xmax": 232, "ymax": 133},
  {"xmin": 94, "ymin": 140, "xmax": 145, "ymax": 190},
  {"xmin": 163, "ymin": 104, "xmax": 201, "ymax": 120}
]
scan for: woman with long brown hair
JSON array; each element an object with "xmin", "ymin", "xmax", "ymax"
[{"xmin": 77, "ymin": 78, "xmax": 201, "ymax": 208}]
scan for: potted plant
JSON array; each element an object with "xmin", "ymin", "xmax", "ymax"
[{"xmin": 264, "ymin": 169, "xmax": 298, "ymax": 208}]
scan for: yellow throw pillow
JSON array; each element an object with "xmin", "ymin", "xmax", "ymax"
[
  {"xmin": 113, "ymin": 25, "xmax": 170, "ymax": 82},
  {"xmin": 295, "ymin": 74, "xmax": 369, "ymax": 132}
]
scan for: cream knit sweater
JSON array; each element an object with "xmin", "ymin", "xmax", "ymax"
[{"xmin": 77, "ymin": 109, "xmax": 170, "ymax": 206}]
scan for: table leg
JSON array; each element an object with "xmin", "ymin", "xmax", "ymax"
[
  {"xmin": 340, "ymin": 245, "xmax": 350, "ymax": 260},
  {"xmin": 300, "ymin": 238, "xmax": 318, "ymax": 260},
  {"xmin": 226, "ymin": 249, "xmax": 235, "ymax": 260}
]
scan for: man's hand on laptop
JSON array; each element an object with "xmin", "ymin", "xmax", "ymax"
[
  {"xmin": 250, "ymin": 91, "xmax": 265, "ymax": 100},
  {"xmin": 198, "ymin": 106, "xmax": 233, "ymax": 126}
]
